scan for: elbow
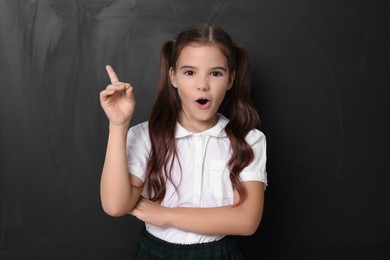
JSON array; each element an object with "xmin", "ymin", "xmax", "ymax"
[
  {"xmin": 101, "ymin": 201, "xmax": 129, "ymax": 217},
  {"xmin": 103, "ymin": 208, "xmax": 127, "ymax": 217},
  {"xmin": 100, "ymin": 190, "xmax": 137, "ymax": 217},
  {"xmin": 239, "ymin": 222, "xmax": 260, "ymax": 236},
  {"xmin": 238, "ymin": 215, "xmax": 262, "ymax": 236}
]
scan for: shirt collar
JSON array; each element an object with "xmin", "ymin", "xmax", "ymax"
[{"xmin": 175, "ymin": 114, "xmax": 229, "ymax": 138}]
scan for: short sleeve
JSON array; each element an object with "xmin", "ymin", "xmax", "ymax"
[
  {"xmin": 126, "ymin": 122, "xmax": 151, "ymax": 182},
  {"xmin": 239, "ymin": 129, "xmax": 268, "ymax": 189}
]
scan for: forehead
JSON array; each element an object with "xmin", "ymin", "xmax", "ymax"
[{"xmin": 176, "ymin": 44, "xmax": 228, "ymax": 67}]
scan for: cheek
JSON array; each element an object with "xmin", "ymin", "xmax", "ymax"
[
  {"xmin": 214, "ymin": 89, "xmax": 228, "ymax": 104},
  {"xmin": 176, "ymin": 88, "xmax": 190, "ymax": 102},
  {"xmin": 215, "ymin": 80, "xmax": 230, "ymax": 93},
  {"xmin": 176, "ymin": 78, "xmax": 196, "ymax": 95},
  {"xmin": 215, "ymin": 84, "xmax": 230, "ymax": 102}
]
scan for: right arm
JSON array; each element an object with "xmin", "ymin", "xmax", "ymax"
[{"xmin": 99, "ymin": 65, "xmax": 143, "ymax": 217}]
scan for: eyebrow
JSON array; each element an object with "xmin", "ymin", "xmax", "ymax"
[{"xmin": 179, "ymin": 65, "xmax": 227, "ymax": 72}]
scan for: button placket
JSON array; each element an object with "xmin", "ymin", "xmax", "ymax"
[
  {"xmin": 186, "ymin": 134, "xmax": 203, "ymax": 243},
  {"xmin": 192, "ymin": 134, "xmax": 204, "ymax": 207}
]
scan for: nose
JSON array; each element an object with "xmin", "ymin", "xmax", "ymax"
[{"xmin": 197, "ymin": 76, "xmax": 210, "ymax": 91}]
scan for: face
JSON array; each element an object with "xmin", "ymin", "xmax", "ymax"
[{"xmin": 170, "ymin": 44, "xmax": 235, "ymax": 133}]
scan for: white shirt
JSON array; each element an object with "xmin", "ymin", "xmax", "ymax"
[{"xmin": 126, "ymin": 114, "xmax": 267, "ymax": 244}]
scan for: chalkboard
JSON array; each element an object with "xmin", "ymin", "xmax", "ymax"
[{"xmin": 1, "ymin": 0, "xmax": 389, "ymax": 259}]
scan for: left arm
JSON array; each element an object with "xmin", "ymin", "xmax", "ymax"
[{"xmin": 130, "ymin": 181, "xmax": 264, "ymax": 236}]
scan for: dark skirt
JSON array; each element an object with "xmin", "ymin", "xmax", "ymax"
[{"xmin": 128, "ymin": 228, "xmax": 244, "ymax": 260}]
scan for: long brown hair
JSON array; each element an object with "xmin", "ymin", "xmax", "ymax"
[{"xmin": 145, "ymin": 23, "xmax": 260, "ymax": 203}]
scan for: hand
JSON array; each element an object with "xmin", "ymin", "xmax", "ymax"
[
  {"xmin": 130, "ymin": 198, "xmax": 167, "ymax": 227},
  {"xmin": 100, "ymin": 65, "xmax": 135, "ymax": 126}
]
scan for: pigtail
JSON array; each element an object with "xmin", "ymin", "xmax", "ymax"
[
  {"xmin": 146, "ymin": 40, "xmax": 181, "ymax": 202},
  {"xmin": 228, "ymin": 45, "xmax": 260, "ymax": 131},
  {"xmin": 225, "ymin": 45, "xmax": 260, "ymax": 204},
  {"xmin": 157, "ymin": 41, "xmax": 175, "ymax": 95}
]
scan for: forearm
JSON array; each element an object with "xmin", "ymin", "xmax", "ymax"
[
  {"xmin": 100, "ymin": 124, "xmax": 139, "ymax": 216},
  {"xmin": 165, "ymin": 204, "xmax": 262, "ymax": 236}
]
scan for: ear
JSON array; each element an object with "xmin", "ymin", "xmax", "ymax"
[
  {"xmin": 169, "ymin": 67, "xmax": 177, "ymax": 88},
  {"xmin": 227, "ymin": 71, "xmax": 236, "ymax": 90}
]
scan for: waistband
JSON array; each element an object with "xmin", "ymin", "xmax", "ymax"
[{"xmin": 130, "ymin": 228, "xmax": 243, "ymax": 259}]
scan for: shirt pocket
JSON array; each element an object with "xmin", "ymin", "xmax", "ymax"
[{"xmin": 209, "ymin": 160, "xmax": 233, "ymax": 200}]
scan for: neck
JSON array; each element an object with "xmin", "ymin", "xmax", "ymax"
[{"xmin": 178, "ymin": 112, "xmax": 219, "ymax": 133}]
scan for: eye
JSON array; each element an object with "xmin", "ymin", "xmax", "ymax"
[
  {"xmin": 211, "ymin": 71, "xmax": 223, "ymax": 77},
  {"xmin": 184, "ymin": 70, "xmax": 195, "ymax": 76}
]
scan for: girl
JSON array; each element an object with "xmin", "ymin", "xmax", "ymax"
[{"xmin": 100, "ymin": 23, "xmax": 267, "ymax": 259}]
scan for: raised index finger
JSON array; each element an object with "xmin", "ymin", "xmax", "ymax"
[{"xmin": 106, "ymin": 65, "xmax": 119, "ymax": 83}]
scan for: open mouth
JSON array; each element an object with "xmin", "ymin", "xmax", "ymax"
[{"xmin": 196, "ymin": 98, "xmax": 209, "ymax": 105}]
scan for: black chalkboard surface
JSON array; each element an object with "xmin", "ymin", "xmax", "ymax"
[{"xmin": 1, "ymin": 0, "xmax": 389, "ymax": 259}]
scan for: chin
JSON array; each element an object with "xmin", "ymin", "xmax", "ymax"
[{"xmin": 197, "ymin": 113, "xmax": 218, "ymax": 123}]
